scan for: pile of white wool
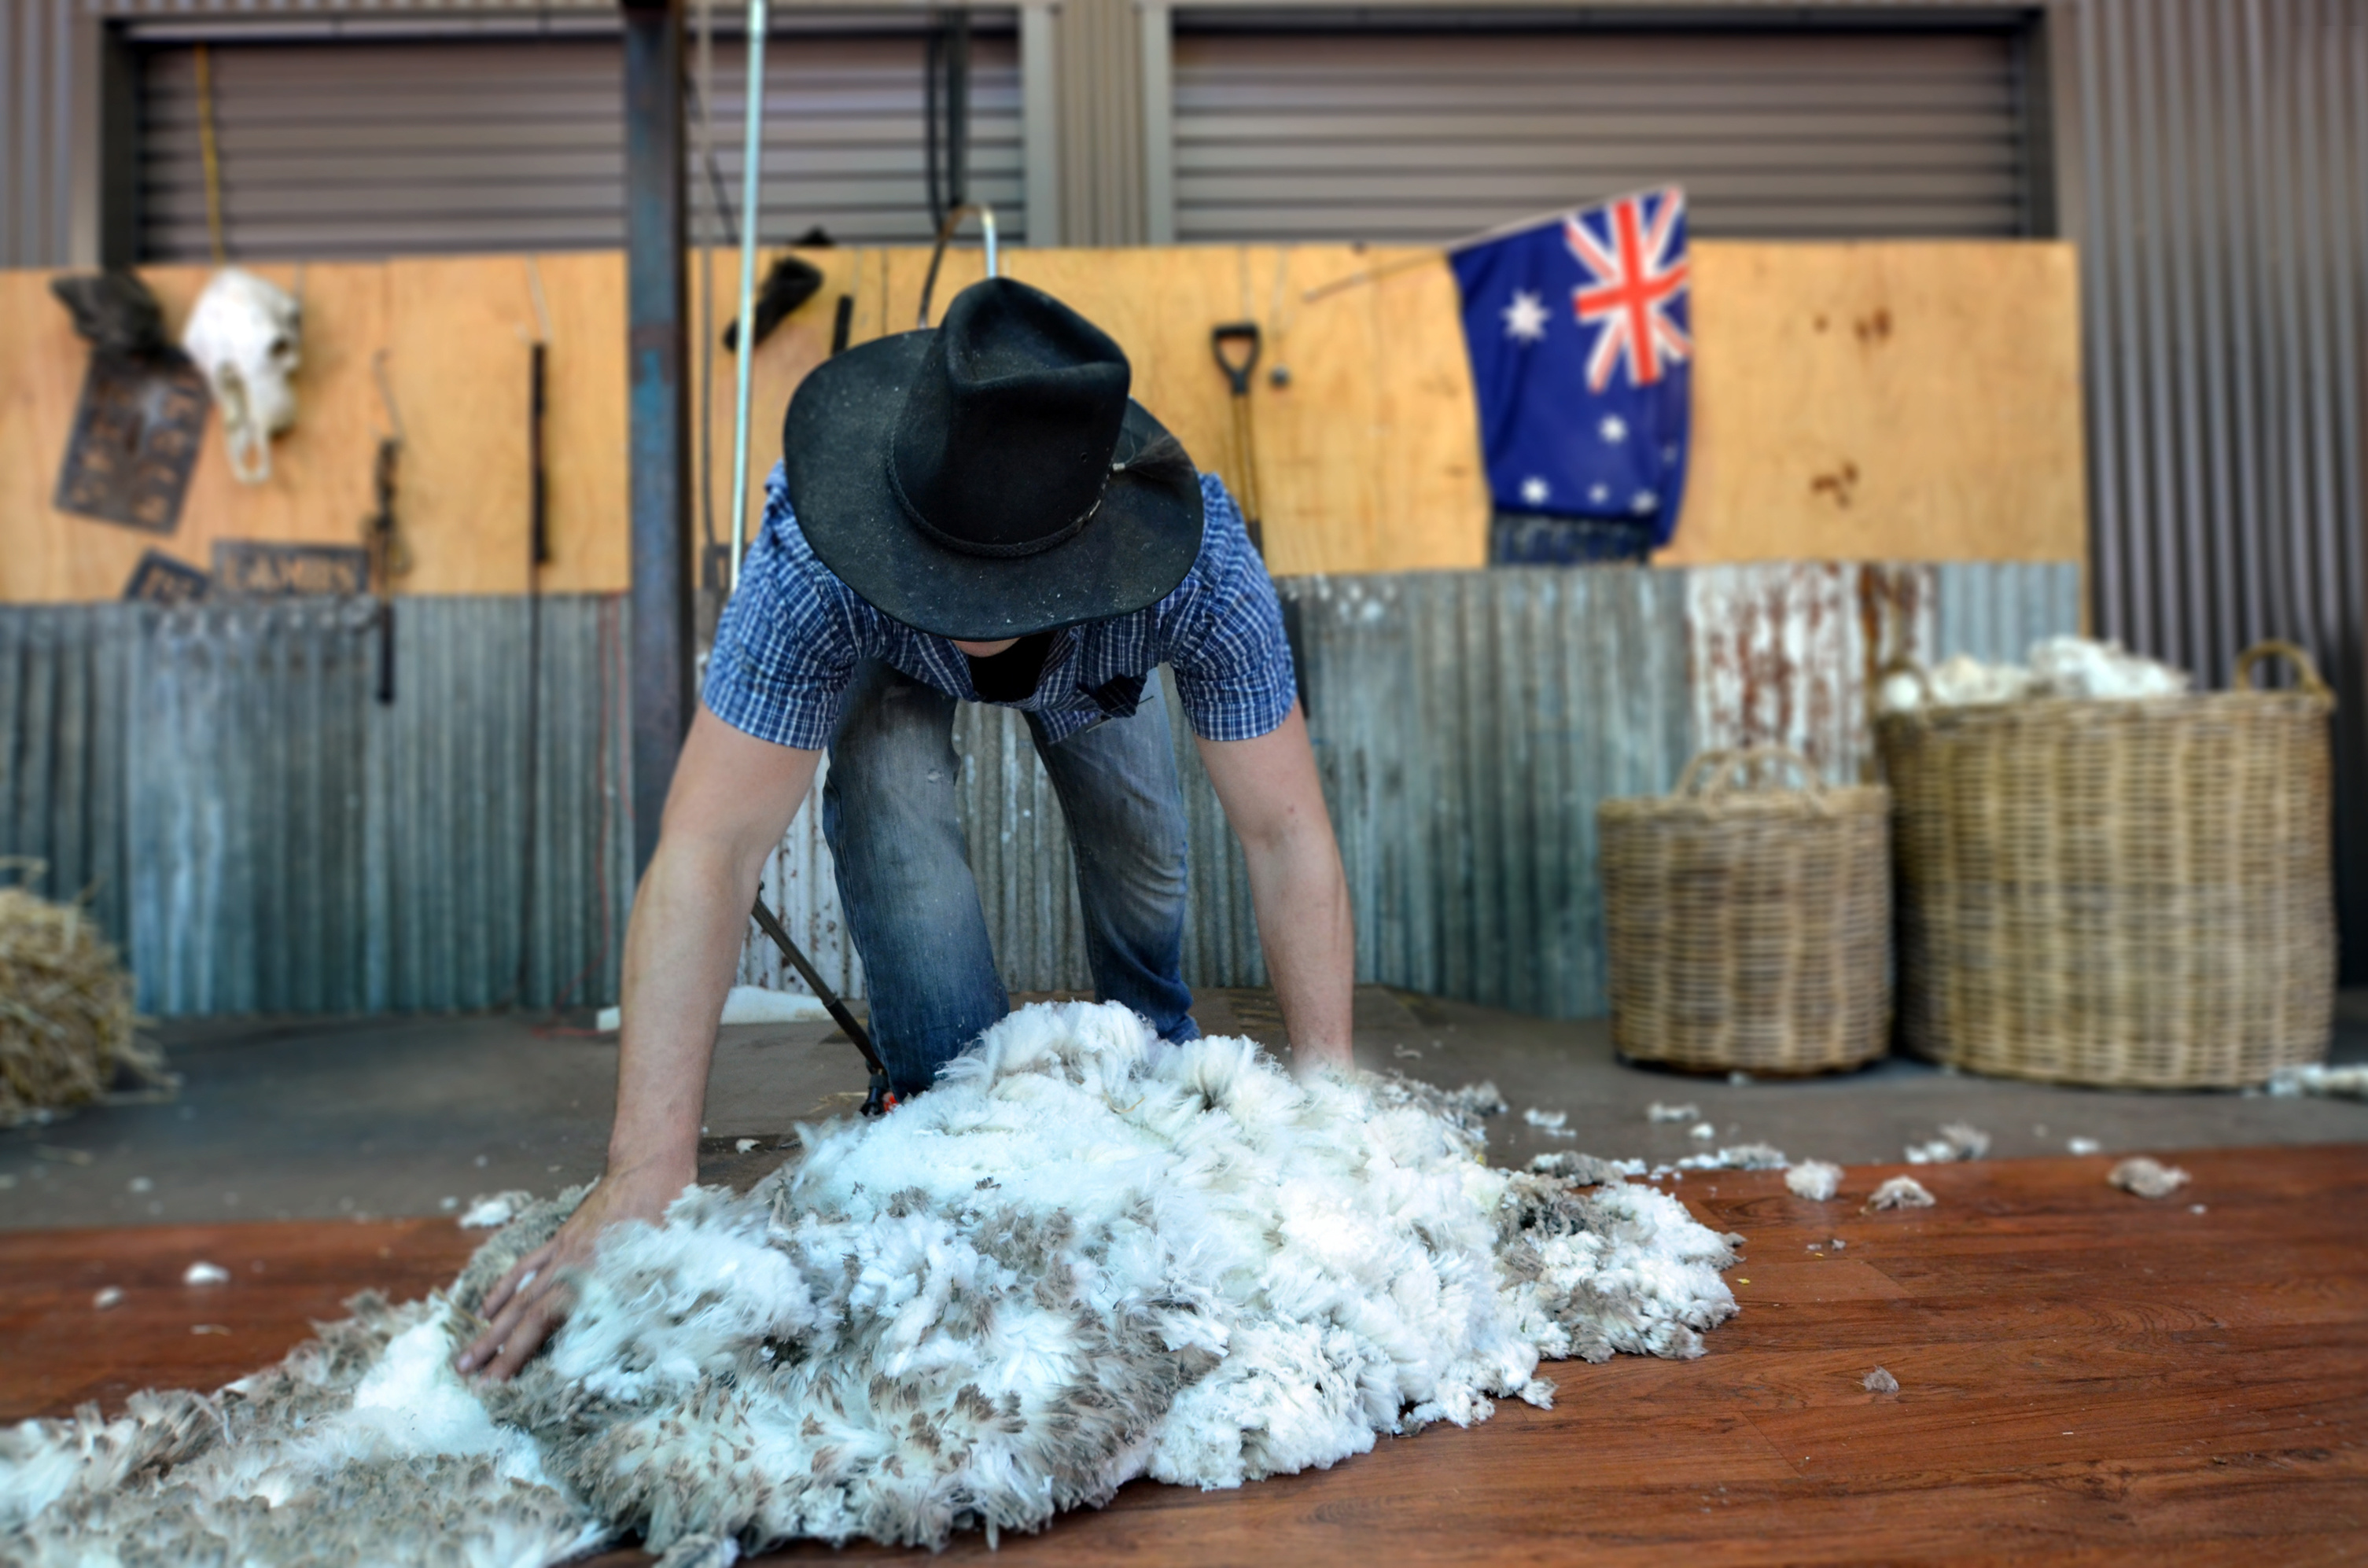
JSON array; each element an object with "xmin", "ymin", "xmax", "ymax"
[{"xmin": 0, "ymin": 1001, "xmax": 1741, "ymax": 1562}]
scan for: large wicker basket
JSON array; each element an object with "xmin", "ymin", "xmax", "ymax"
[
  {"xmin": 1600, "ymin": 747, "xmax": 1891, "ymax": 1074},
  {"xmin": 1879, "ymin": 640, "xmax": 2336, "ymax": 1088}
]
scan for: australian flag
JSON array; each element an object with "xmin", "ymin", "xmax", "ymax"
[{"xmin": 1449, "ymin": 186, "xmax": 1692, "ymax": 561}]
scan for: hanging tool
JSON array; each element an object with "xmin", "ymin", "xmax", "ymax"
[
  {"xmin": 923, "ymin": 9, "xmax": 972, "ymax": 232},
  {"xmin": 749, "ymin": 900, "xmax": 898, "ymax": 1117},
  {"xmin": 1211, "ymin": 322, "xmax": 1265, "ymax": 554},
  {"xmin": 363, "ymin": 350, "xmax": 408, "ymax": 705},
  {"xmin": 916, "ymin": 202, "xmax": 1000, "ymax": 328}
]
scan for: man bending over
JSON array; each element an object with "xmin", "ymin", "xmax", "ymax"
[{"xmin": 462, "ymin": 278, "xmax": 1353, "ymax": 1381}]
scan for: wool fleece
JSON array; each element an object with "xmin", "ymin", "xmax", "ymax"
[{"xmin": 1, "ymin": 1002, "xmax": 1740, "ymax": 1562}]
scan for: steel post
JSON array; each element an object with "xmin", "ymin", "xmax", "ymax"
[{"xmin": 622, "ymin": 0, "xmax": 692, "ymax": 877}]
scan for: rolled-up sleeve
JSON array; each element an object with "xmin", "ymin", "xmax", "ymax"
[
  {"xmin": 700, "ymin": 473, "xmax": 858, "ymax": 751},
  {"xmin": 1166, "ymin": 476, "xmax": 1298, "ymax": 742}
]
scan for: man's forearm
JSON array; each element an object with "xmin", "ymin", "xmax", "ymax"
[
  {"xmin": 1241, "ymin": 819, "xmax": 1354, "ymax": 1073},
  {"xmin": 602, "ymin": 715, "xmax": 820, "ymax": 1189},
  {"xmin": 604, "ymin": 836, "xmax": 771, "ymax": 1187}
]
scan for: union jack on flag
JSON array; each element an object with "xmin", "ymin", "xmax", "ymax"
[
  {"xmin": 1448, "ymin": 186, "xmax": 1694, "ymax": 551},
  {"xmin": 1563, "ymin": 189, "xmax": 1692, "ymax": 392}
]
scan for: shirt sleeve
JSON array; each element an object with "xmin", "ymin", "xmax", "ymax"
[
  {"xmin": 700, "ymin": 470, "xmax": 858, "ymax": 751},
  {"xmin": 1166, "ymin": 474, "xmax": 1299, "ymax": 742}
]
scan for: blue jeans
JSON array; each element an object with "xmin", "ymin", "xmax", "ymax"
[{"xmin": 821, "ymin": 660, "xmax": 1200, "ymax": 1097}]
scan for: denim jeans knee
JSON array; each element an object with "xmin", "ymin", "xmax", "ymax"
[{"xmin": 823, "ymin": 662, "xmax": 1197, "ymax": 1099}]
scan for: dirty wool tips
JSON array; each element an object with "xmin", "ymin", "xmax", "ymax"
[
  {"xmin": 1864, "ymin": 1175, "xmax": 1937, "ymax": 1212},
  {"xmin": 0, "ymin": 1003, "xmax": 1741, "ymax": 1562},
  {"xmin": 2109, "ymin": 1157, "xmax": 2193, "ymax": 1199}
]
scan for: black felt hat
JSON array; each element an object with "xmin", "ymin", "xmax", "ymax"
[{"xmin": 781, "ymin": 277, "xmax": 1205, "ymax": 641}]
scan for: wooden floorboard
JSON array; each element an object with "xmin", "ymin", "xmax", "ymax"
[{"xmin": 5, "ymin": 1146, "xmax": 2366, "ymax": 1564}]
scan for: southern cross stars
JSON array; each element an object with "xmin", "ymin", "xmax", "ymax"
[{"xmin": 1501, "ymin": 289, "xmax": 1550, "ymax": 344}]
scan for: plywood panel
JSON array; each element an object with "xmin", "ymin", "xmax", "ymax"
[
  {"xmin": 0, "ymin": 263, "xmax": 390, "ymax": 604},
  {"xmin": 0, "ymin": 241, "xmax": 2084, "ymax": 604},
  {"xmin": 1663, "ymin": 241, "xmax": 2087, "ymax": 565},
  {"xmin": 905, "ymin": 245, "xmax": 1490, "ymax": 576}
]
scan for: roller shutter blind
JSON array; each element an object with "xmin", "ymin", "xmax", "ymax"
[
  {"xmin": 1171, "ymin": 28, "xmax": 2033, "ymax": 243},
  {"xmin": 136, "ymin": 31, "xmax": 1025, "ymax": 261}
]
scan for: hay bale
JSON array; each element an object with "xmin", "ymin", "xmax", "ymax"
[{"xmin": 0, "ymin": 863, "xmax": 156, "ymax": 1127}]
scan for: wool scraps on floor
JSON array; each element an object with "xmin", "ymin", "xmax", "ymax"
[{"xmin": 0, "ymin": 1001, "xmax": 1741, "ymax": 1563}]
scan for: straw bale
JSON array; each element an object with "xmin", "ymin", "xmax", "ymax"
[{"xmin": 0, "ymin": 865, "xmax": 157, "ymax": 1127}]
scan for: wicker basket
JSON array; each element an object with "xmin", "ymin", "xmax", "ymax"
[
  {"xmin": 1880, "ymin": 639, "xmax": 2336, "ymax": 1088},
  {"xmin": 1600, "ymin": 747, "xmax": 1892, "ymax": 1075}
]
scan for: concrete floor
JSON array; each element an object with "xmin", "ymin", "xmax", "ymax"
[{"xmin": 5, "ymin": 988, "xmax": 2366, "ymax": 1230}]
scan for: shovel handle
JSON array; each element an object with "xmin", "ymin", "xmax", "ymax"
[{"xmin": 1212, "ymin": 322, "xmax": 1261, "ymax": 396}]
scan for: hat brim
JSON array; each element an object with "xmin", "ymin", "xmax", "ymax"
[{"xmin": 781, "ymin": 331, "xmax": 1206, "ymax": 641}]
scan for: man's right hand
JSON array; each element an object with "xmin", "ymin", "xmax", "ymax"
[
  {"xmin": 454, "ymin": 1159, "xmax": 689, "ymax": 1383},
  {"xmin": 454, "ymin": 710, "xmax": 820, "ymax": 1384}
]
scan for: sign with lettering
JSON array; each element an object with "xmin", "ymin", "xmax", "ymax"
[
  {"xmin": 53, "ymin": 354, "xmax": 211, "ymax": 534},
  {"xmin": 212, "ymin": 541, "xmax": 372, "ymax": 598},
  {"xmin": 123, "ymin": 550, "xmax": 213, "ymax": 605}
]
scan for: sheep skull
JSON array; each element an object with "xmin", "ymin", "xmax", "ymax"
[{"xmin": 181, "ymin": 267, "xmax": 301, "ymax": 484}]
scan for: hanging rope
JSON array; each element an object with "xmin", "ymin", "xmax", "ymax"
[
  {"xmin": 726, "ymin": 0, "xmax": 771, "ymax": 588},
  {"xmin": 694, "ymin": 0, "xmax": 724, "ymax": 583},
  {"xmin": 194, "ymin": 44, "xmax": 229, "ymax": 266}
]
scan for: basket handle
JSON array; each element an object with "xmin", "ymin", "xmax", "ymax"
[
  {"xmin": 1671, "ymin": 749, "xmax": 1736, "ymax": 797},
  {"xmin": 1677, "ymin": 745, "xmax": 1826, "ymax": 806},
  {"xmin": 2232, "ymin": 639, "xmax": 2333, "ymax": 701}
]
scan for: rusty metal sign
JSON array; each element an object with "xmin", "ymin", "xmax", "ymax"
[
  {"xmin": 123, "ymin": 550, "xmax": 212, "ymax": 605},
  {"xmin": 53, "ymin": 354, "xmax": 211, "ymax": 534},
  {"xmin": 212, "ymin": 541, "xmax": 371, "ymax": 598}
]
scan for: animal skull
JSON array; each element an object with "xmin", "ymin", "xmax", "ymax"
[{"xmin": 181, "ymin": 267, "xmax": 301, "ymax": 484}]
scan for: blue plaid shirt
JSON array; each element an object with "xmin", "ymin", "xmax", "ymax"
[{"xmin": 705, "ymin": 465, "xmax": 1297, "ymax": 750}]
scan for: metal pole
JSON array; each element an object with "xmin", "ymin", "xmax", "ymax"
[
  {"xmin": 727, "ymin": 0, "xmax": 769, "ymax": 588},
  {"xmin": 623, "ymin": 0, "xmax": 693, "ymax": 875}
]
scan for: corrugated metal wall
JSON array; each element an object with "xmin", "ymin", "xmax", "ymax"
[
  {"xmin": 134, "ymin": 29, "xmax": 1025, "ymax": 260},
  {"xmin": 0, "ymin": 594, "xmax": 632, "ymax": 1016},
  {"xmin": 1169, "ymin": 27, "xmax": 2035, "ymax": 243},
  {"xmin": 6, "ymin": 566, "xmax": 2075, "ymax": 1018},
  {"xmin": 2070, "ymin": 0, "xmax": 2368, "ymax": 974},
  {"xmin": 0, "ymin": 605, "xmax": 132, "ymax": 941},
  {"xmin": 2, "ymin": 0, "xmax": 78, "ymax": 268},
  {"xmin": 732, "ymin": 561, "xmax": 2080, "ymax": 1017}
]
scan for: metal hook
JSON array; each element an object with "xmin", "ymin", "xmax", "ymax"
[{"xmin": 916, "ymin": 201, "xmax": 999, "ymax": 329}]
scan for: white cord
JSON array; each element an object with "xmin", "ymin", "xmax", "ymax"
[{"xmin": 727, "ymin": 0, "xmax": 770, "ymax": 591}]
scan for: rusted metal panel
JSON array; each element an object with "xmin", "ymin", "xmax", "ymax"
[
  {"xmin": 1686, "ymin": 564, "xmax": 1937, "ymax": 785},
  {"xmin": 1685, "ymin": 561, "xmax": 2082, "ymax": 786}
]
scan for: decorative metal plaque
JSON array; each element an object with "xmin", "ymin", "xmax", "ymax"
[
  {"xmin": 53, "ymin": 353, "xmax": 212, "ymax": 534},
  {"xmin": 123, "ymin": 549, "xmax": 213, "ymax": 605},
  {"xmin": 212, "ymin": 541, "xmax": 372, "ymax": 598}
]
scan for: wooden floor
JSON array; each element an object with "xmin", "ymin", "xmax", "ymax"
[{"xmin": 7, "ymin": 1147, "xmax": 2366, "ymax": 1565}]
